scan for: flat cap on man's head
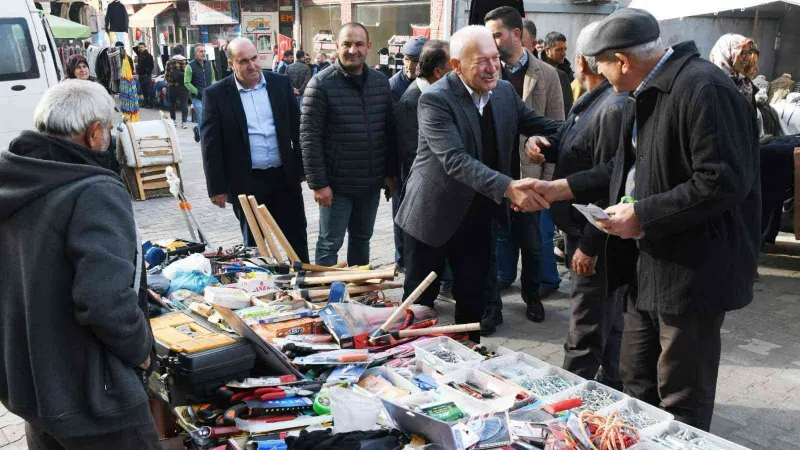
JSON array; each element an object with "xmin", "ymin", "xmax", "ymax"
[
  {"xmin": 402, "ymin": 37, "xmax": 428, "ymax": 59},
  {"xmin": 582, "ymin": 8, "xmax": 660, "ymax": 56}
]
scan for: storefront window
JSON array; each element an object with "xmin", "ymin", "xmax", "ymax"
[
  {"xmin": 302, "ymin": 6, "xmax": 340, "ymax": 60},
  {"xmin": 355, "ymin": 2, "xmax": 430, "ymax": 66}
]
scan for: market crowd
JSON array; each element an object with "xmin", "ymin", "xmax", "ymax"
[{"xmin": 1, "ymin": 4, "xmax": 789, "ymax": 448}]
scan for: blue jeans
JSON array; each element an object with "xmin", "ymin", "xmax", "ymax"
[
  {"xmin": 315, "ymin": 189, "xmax": 381, "ymax": 267},
  {"xmin": 538, "ymin": 209, "xmax": 561, "ymax": 287},
  {"xmin": 296, "ymin": 95, "xmax": 303, "ymax": 109},
  {"xmin": 191, "ymin": 97, "xmax": 203, "ymax": 128},
  {"xmin": 495, "ymin": 211, "xmax": 542, "ymax": 295}
]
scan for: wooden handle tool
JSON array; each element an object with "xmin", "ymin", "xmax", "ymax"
[
  {"xmin": 248, "ymin": 196, "xmax": 282, "ymax": 260},
  {"xmin": 292, "ymin": 267, "xmax": 396, "ymax": 286},
  {"xmin": 369, "ymin": 323, "xmax": 481, "ymax": 346},
  {"xmin": 292, "ymin": 261, "xmax": 351, "ymax": 272},
  {"xmin": 369, "ymin": 271, "xmax": 437, "ymax": 343},
  {"xmin": 299, "ymin": 282, "xmax": 404, "ymax": 301},
  {"xmin": 237, "ymin": 195, "xmax": 270, "ymax": 258},
  {"xmin": 255, "ymin": 202, "xmax": 300, "ymax": 263}
]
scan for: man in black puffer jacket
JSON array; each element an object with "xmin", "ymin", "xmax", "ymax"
[{"xmin": 301, "ymin": 22, "xmax": 398, "ymax": 267}]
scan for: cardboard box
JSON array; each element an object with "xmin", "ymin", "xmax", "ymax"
[
  {"xmin": 237, "ymin": 274, "xmax": 277, "ymax": 295},
  {"xmin": 253, "ymin": 317, "xmax": 324, "ymax": 342}
]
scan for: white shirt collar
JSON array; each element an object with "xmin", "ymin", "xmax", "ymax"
[
  {"xmin": 458, "ymin": 75, "xmax": 492, "ymax": 115},
  {"xmin": 416, "ymin": 77, "xmax": 432, "ymax": 93},
  {"xmin": 235, "ymin": 73, "xmax": 266, "ymax": 92}
]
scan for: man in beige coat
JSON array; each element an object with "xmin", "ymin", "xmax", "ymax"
[{"xmin": 484, "ymin": 7, "xmax": 565, "ymax": 333}]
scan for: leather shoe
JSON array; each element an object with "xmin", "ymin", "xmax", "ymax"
[
  {"xmin": 480, "ymin": 308, "xmax": 503, "ymax": 336},
  {"xmin": 523, "ymin": 293, "xmax": 545, "ymax": 323}
]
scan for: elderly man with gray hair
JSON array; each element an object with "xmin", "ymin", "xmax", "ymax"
[
  {"xmin": 545, "ymin": 22, "xmax": 637, "ymax": 392},
  {"xmin": 529, "ymin": 9, "xmax": 760, "ymax": 430},
  {"xmin": 395, "ymin": 25, "xmax": 563, "ymax": 341},
  {"xmin": 0, "ymin": 80, "xmax": 159, "ymax": 449}
]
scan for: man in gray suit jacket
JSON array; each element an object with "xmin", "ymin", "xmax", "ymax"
[{"xmin": 395, "ymin": 26, "xmax": 563, "ymax": 341}]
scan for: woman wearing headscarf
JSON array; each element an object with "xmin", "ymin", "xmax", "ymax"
[
  {"xmin": 712, "ymin": 34, "xmax": 796, "ymax": 246},
  {"xmin": 65, "ymin": 54, "xmax": 96, "ymax": 81},
  {"xmin": 709, "ymin": 34, "xmax": 757, "ymax": 106}
]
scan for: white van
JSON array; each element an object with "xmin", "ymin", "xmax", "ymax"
[{"xmin": 0, "ymin": 0, "xmax": 62, "ymax": 150}]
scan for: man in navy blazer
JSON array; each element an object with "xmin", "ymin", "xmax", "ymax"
[{"xmin": 201, "ymin": 38, "xmax": 309, "ymax": 262}]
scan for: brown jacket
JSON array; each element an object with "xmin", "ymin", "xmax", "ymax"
[{"xmin": 518, "ymin": 50, "xmax": 565, "ymax": 180}]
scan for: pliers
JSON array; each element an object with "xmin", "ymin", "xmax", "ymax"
[{"xmin": 258, "ymin": 383, "xmax": 320, "ymax": 400}]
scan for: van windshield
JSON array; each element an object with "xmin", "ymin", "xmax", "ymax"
[{"xmin": 0, "ymin": 18, "xmax": 39, "ymax": 81}]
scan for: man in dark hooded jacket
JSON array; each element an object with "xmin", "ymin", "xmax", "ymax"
[{"xmin": 0, "ymin": 80, "xmax": 158, "ymax": 449}]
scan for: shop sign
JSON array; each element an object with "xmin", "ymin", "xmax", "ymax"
[
  {"xmin": 245, "ymin": 16, "xmax": 272, "ymax": 33},
  {"xmin": 189, "ymin": 0, "xmax": 241, "ymax": 25}
]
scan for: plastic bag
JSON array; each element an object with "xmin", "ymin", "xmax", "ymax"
[
  {"xmin": 328, "ymin": 386, "xmax": 381, "ymax": 433},
  {"xmin": 167, "ymin": 270, "xmax": 218, "ymax": 295},
  {"xmin": 327, "ymin": 303, "xmax": 437, "ymax": 336},
  {"xmin": 163, "ymin": 253, "xmax": 212, "ymax": 280}
]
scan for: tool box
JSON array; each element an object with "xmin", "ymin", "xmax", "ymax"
[{"xmin": 149, "ymin": 313, "xmax": 257, "ymax": 406}]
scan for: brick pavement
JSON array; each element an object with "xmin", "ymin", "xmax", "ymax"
[{"xmin": 2, "ymin": 107, "xmax": 799, "ymax": 448}]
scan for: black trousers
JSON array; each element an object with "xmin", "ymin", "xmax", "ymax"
[
  {"xmin": 562, "ymin": 234, "xmax": 631, "ymax": 389},
  {"xmin": 759, "ymin": 142, "xmax": 793, "ymax": 244},
  {"xmin": 232, "ymin": 167, "xmax": 310, "ymax": 263},
  {"xmin": 403, "ymin": 203, "xmax": 494, "ymax": 342},
  {"xmin": 168, "ymin": 87, "xmax": 189, "ymax": 124},
  {"xmin": 138, "ymin": 75, "xmax": 152, "ymax": 106},
  {"xmin": 25, "ymin": 420, "xmax": 161, "ymax": 450},
  {"xmin": 620, "ymin": 293, "xmax": 725, "ymax": 431}
]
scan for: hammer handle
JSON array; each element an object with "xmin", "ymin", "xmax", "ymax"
[
  {"xmin": 374, "ymin": 271, "xmax": 437, "ymax": 335},
  {"xmin": 237, "ymin": 195, "xmax": 270, "ymax": 259}
]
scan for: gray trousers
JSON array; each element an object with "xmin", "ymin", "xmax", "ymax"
[{"xmin": 561, "ymin": 234, "xmax": 630, "ymax": 389}]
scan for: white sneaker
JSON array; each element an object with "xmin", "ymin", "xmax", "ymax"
[{"xmin": 181, "ymin": 123, "xmax": 188, "ymax": 129}]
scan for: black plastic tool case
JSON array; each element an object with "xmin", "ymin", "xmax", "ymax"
[{"xmin": 149, "ymin": 314, "xmax": 256, "ymax": 406}]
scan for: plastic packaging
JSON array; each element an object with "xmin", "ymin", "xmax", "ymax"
[
  {"xmin": 163, "ymin": 253, "xmax": 212, "ymax": 280},
  {"xmin": 166, "ymin": 270, "xmax": 218, "ymax": 295},
  {"xmin": 328, "ymin": 386, "xmax": 381, "ymax": 433},
  {"xmin": 437, "ymin": 368, "xmax": 522, "ymax": 415}
]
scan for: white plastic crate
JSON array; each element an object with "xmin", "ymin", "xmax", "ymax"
[
  {"xmin": 413, "ymin": 336, "xmax": 485, "ymax": 374},
  {"xmin": 545, "ymin": 380, "xmax": 627, "ymax": 413},
  {"xmin": 627, "ymin": 443, "xmax": 670, "ymax": 450},
  {"xmin": 597, "ymin": 398, "xmax": 674, "ymax": 434},
  {"xmin": 438, "ymin": 368, "xmax": 523, "ymax": 415},
  {"xmin": 641, "ymin": 421, "xmax": 752, "ymax": 450},
  {"xmin": 478, "ymin": 351, "xmax": 549, "ymax": 381},
  {"xmin": 510, "ymin": 366, "xmax": 585, "ymax": 400}
]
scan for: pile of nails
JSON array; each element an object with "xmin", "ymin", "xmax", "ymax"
[
  {"xmin": 429, "ymin": 346, "xmax": 465, "ymax": 364},
  {"xmin": 517, "ymin": 375, "xmax": 575, "ymax": 397},
  {"xmin": 616, "ymin": 406, "xmax": 659, "ymax": 429},
  {"xmin": 650, "ymin": 429, "xmax": 728, "ymax": 450}
]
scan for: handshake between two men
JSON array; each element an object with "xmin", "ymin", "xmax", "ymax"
[{"xmin": 503, "ymin": 136, "xmax": 644, "ymax": 241}]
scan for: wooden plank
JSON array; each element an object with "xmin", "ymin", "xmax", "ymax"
[
  {"xmin": 138, "ymin": 166, "xmax": 166, "ymax": 174},
  {"xmin": 142, "ymin": 174, "xmax": 166, "ymax": 182},
  {"xmin": 793, "ymin": 147, "xmax": 800, "ymax": 239},
  {"xmin": 134, "ymin": 167, "xmax": 146, "ymax": 200},
  {"xmin": 142, "ymin": 150, "xmax": 172, "ymax": 156},
  {"xmin": 144, "ymin": 181, "xmax": 170, "ymax": 190}
]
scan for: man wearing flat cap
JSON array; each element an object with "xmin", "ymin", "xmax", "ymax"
[
  {"xmin": 390, "ymin": 36, "xmax": 428, "ymax": 103},
  {"xmin": 528, "ymin": 8, "xmax": 760, "ymax": 430}
]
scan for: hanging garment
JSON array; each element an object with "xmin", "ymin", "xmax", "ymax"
[
  {"xmin": 69, "ymin": 2, "xmax": 86, "ymax": 24},
  {"xmin": 105, "ymin": 0, "xmax": 128, "ymax": 33},
  {"xmin": 119, "ymin": 57, "xmax": 140, "ymax": 122},
  {"xmin": 85, "ymin": 45, "xmax": 101, "ymax": 77},
  {"xmin": 469, "ymin": 0, "xmax": 525, "ymax": 25}
]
